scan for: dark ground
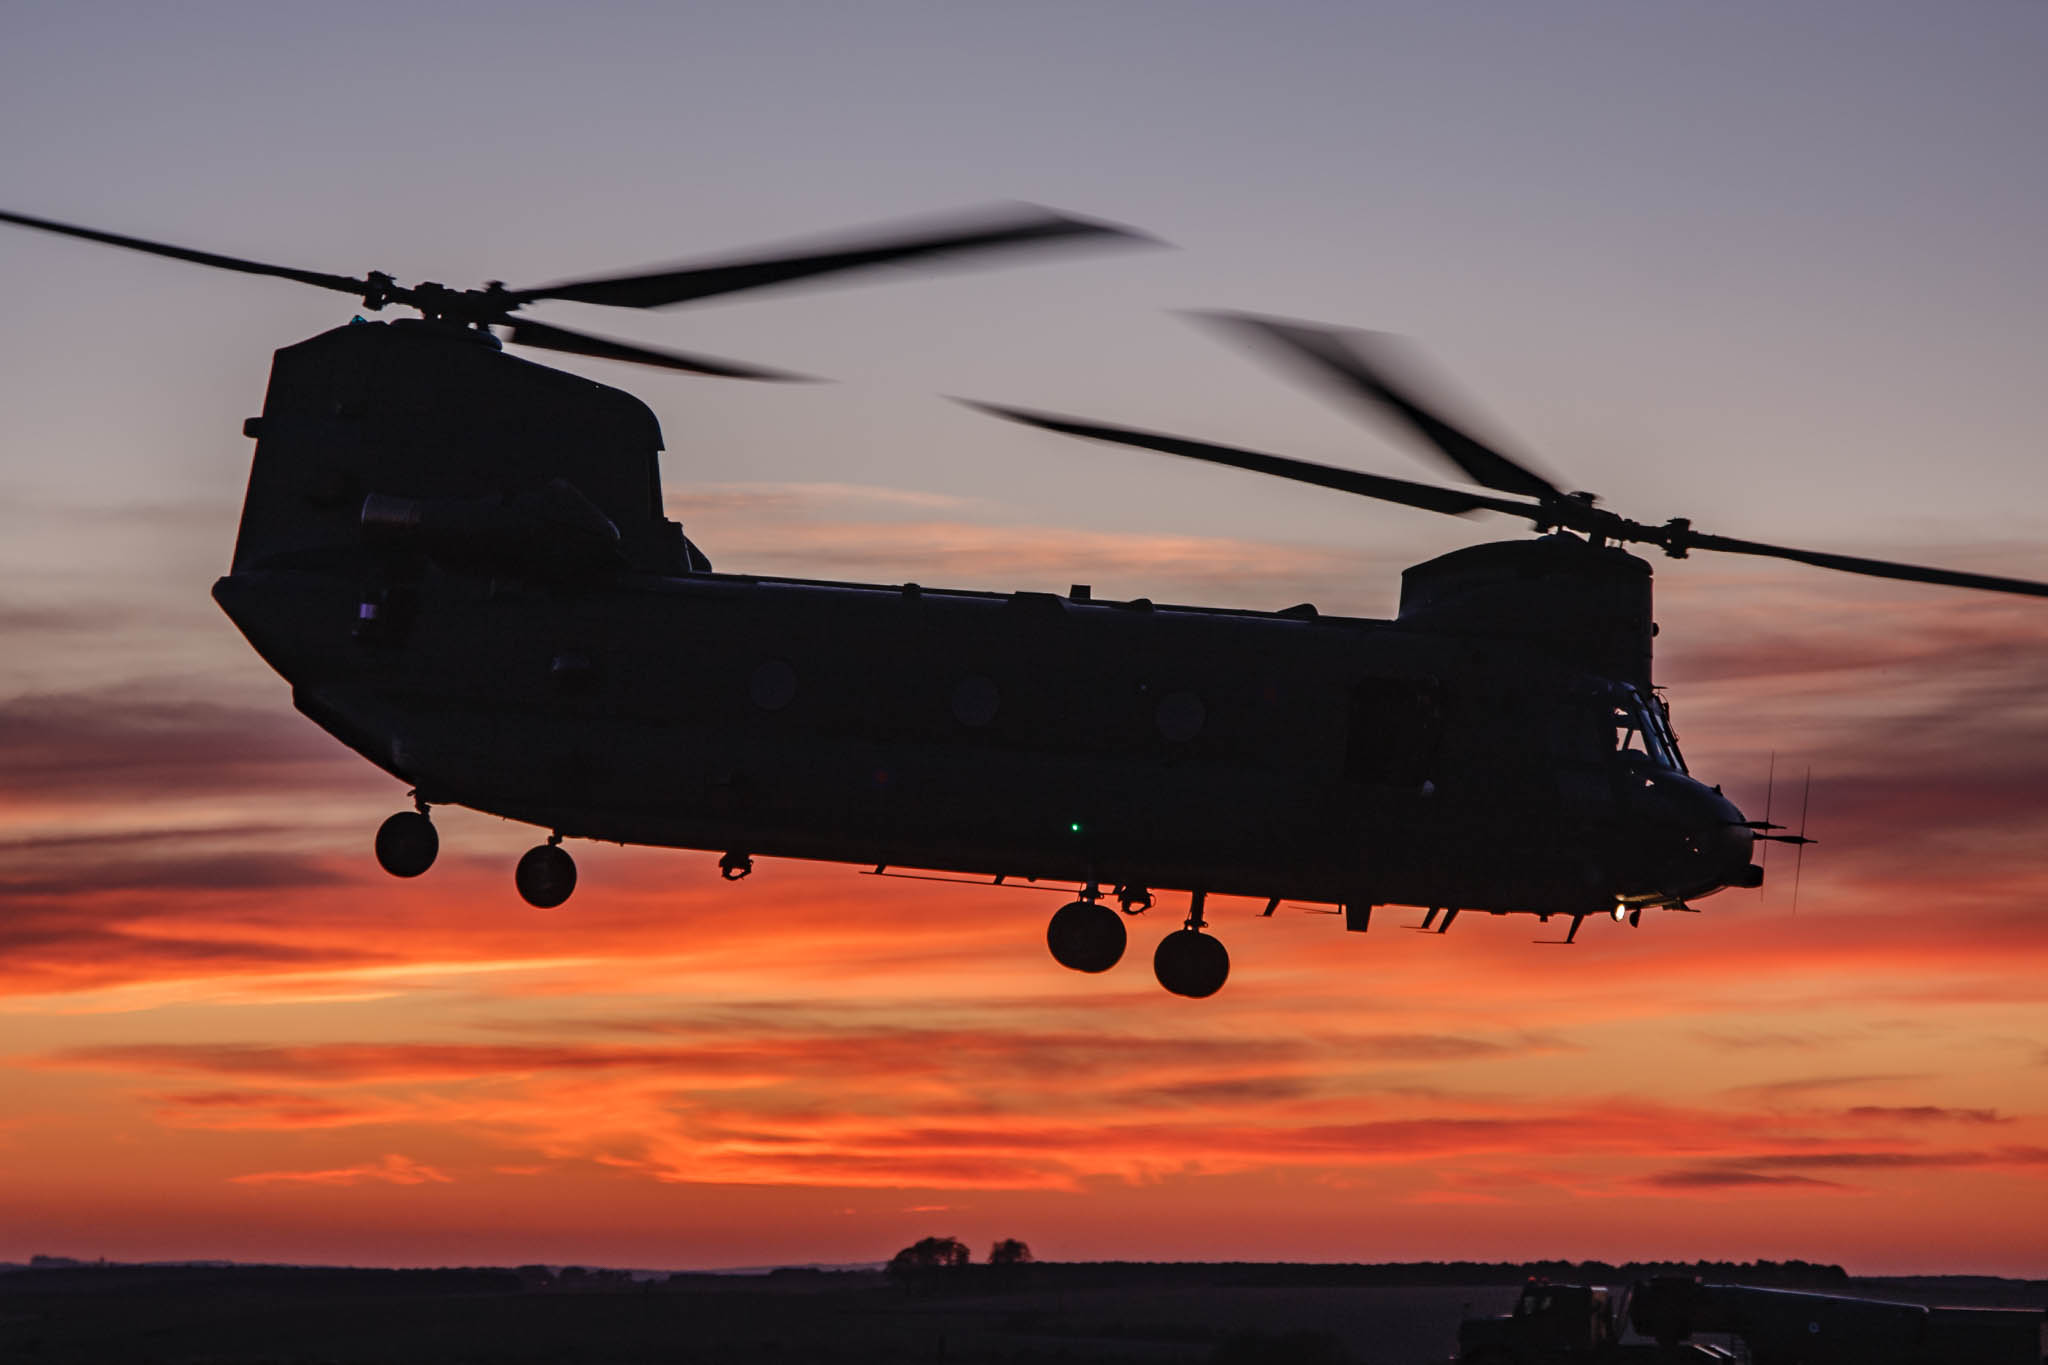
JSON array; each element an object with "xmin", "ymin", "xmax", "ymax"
[{"xmin": 1, "ymin": 1260, "xmax": 2041, "ymax": 1364}]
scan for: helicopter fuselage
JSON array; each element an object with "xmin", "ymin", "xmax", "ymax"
[
  {"xmin": 209, "ymin": 318, "xmax": 1754, "ymax": 965},
  {"xmin": 214, "ymin": 552, "xmax": 1752, "ymax": 918}
]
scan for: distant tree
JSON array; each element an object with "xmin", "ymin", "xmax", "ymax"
[
  {"xmin": 988, "ymin": 1239, "xmax": 1033, "ymax": 1267},
  {"xmin": 887, "ymin": 1236, "xmax": 971, "ymax": 1288}
]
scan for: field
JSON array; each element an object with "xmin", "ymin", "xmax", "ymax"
[{"xmin": 4, "ymin": 1262, "xmax": 2042, "ymax": 1364}]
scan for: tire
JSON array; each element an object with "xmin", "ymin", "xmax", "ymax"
[
  {"xmin": 374, "ymin": 811, "xmax": 438, "ymax": 878},
  {"xmin": 1152, "ymin": 928, "xmax": 1229, "ymax": 998},
  {"xmin": 515, "ymin": 843, "xmax": 577, "ymax": 908},
  {"xmin": 1046, "ymin": 900, "xmax": 1127, "ymax": 973}
]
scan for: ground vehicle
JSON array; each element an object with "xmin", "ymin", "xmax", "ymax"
[
  {"xmin": 1458, "ymin": 1276, "xmax": 2044, "ymax": 1365},
  {"xmin": 1457, "ymin": 1280, "xmax": 1733, "ymax": 1363}
]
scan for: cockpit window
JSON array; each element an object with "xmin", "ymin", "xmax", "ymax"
[
  {"xmin": 1612, "ymin": 687, "xmax": 1687, "ymax": 772},
  {"xmin": 1613, "ymin": 705, "xmax": 1651, "ymax": 758},
  {"xmin": 1646, "ymin": 694, "xmax": 1688, "ymax": 773}
]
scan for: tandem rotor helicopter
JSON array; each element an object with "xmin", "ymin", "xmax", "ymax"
[{"xmin": 7, "ymin": 205, "xmax": 2046, "ymax": 999}]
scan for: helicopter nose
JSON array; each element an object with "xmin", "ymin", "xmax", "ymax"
[
  {"xmin": 1675, "ymin": 778, "xmax": 1759, "ymax": 893},
  {"xmin": 1631, "ymin": 772, "xmax": 1758, "ymax": 899},
  {"xmin": 1698, "ymin": 808, "xmax": 1760, "ymax": 887}
]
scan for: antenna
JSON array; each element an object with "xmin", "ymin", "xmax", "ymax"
[
  {"xmin": 1790, "ymin": 768, "xmax": 1813, "ymax": 917},
  {"xmin": 1747, "ymin": 755, "xmax": 1813, "ymax": 908},
  {"xmin": 1759, "ymin": 752, "xmax": 1776, "ymax": 897}
]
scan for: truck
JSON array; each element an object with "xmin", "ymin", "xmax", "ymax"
[{"xmin": 1456, "ymin": 1275, "xmax": 2043, "ymax": 1365}]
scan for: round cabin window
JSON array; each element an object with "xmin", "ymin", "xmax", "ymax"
[
  {"xmin": 1155, "ymin": 690, "xmax": 1205, "ymax": 743},
  {"xmin": 750, "ymin": 659, "xmax": 797, "ymax": 712}
]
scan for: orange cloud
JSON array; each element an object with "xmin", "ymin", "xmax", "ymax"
[
  {"xmin": 33, "ymin": 1015, "xmax": 2048, "ymax": 1204},
  {"xmin": 230, "ymin": 1154, "xmax": 453, "ymax": 1187}
]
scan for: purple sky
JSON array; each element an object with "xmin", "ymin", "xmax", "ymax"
[
  {"xmin": 4, "ymin": 1, "xmax": 2047, "ymax": 1274},
  {"xmin": 6, "ymin": 1, "xmax": 2046, "ymax": 566}
]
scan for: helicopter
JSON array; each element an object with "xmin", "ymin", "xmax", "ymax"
[{"xmin": 7, "ymin": 208, "xmax": 2046, "ymax": 1000}]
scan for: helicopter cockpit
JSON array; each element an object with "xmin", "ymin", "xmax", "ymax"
[{"xmin": 1611, "ymin": 685, "xmax": 1686, "ymax": 773}]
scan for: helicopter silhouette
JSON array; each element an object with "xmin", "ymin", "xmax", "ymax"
[{"xmin": 7, "ymin": 206, "xmax": 2042, "ymax": 998}]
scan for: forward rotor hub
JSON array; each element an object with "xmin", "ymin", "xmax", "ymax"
[{"xmin": 356, "ymin": 276, "xmax": 519, "ymax": 326}]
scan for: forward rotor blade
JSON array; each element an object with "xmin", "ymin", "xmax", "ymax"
[
  {"xmin": 1197, "ymin": 311, "xmax": 1564, "ymax": 501},
  {"xmin": 1685, "ymin": 530, "xmax": 2048, "ymax": 598},
  {"xmin": 506, "ymin": 320, "xmax": 816, "ymax": 381},
  {"xmin": 0, "ymin": 208, "xmax": 369, "ymax": 297},
  {"xmin": 508, "ymin": 205, "xmax": 1157, "ymax": 311},
  {"xmin": 961, "ymin": 401, "xmax": 1535, "ymax": 519}
]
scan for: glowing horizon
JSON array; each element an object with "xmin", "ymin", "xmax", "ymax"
[{"xmin": 4, "ymin": 510, "xmax": 2045, "ymax": 1276}]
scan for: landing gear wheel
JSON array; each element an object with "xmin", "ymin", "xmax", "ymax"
[
  {"xmin": 515, "ymin": 843, "xmax": 577, "ymax": 908},
  {"xmin": 1153, "ymin": 928, "xmax": 1229, "ymax": 998},
  {"xmin": 374, "ymin": 810, "xmax": 438, "ymax": 878},
  {"xmin": 1047, "ymin": 899, "xmax": 1127, "ymax": 973}
]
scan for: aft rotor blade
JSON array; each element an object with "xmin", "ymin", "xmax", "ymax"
[
  {"xmin": 1197, "ymin": 311, "xmax": 1564, "ymax": 501},
  {"xmin": 1685, "ymin": 530, "xmax": 2048, "ymax": 598},
  {"xmin": 507, "ymin": 205, "xmax": 1157, "ymax": 311},
  {"xmin": 0, "ymin": 208, "xmax": 369, "ymax": 297},
  {"xmin": 506, "ymin": 320, "xmax": 817, "ymax": 381},
  {"xmin": 962, "ymin": 401, "xmax": 1535, "ymax": 519}
]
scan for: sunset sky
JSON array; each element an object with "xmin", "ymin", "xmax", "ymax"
[{"xmin": 4, "ymin": 2, "xmax": 2046, "ymax": 1276}]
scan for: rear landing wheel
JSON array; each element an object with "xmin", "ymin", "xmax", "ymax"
[
  {"xmin": 374, "ymin": 810, "xmax": 438, "ymax": 878},
  {"xmin": 1153, "ymin": 928, "xmax": 1229, "ymax": 998},
  {"xmin": 516, "ymin": 843, "xmax": 577, "ymax": 908},
  {"xmin": 1047, "ymin": 899, "xmax": 1127, "ymax": 973}
]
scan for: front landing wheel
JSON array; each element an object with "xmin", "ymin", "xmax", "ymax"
[
  {"xmin": 374, "ymin": 811, "xmax": 438, "ymax": 878},
  {"xmin": 1153, "ymin": 928, "xmax": 1229, "ymax": 998},
  {"xmin": 515, "ymin": 843, "xmax": 577, "ymax": 908}
]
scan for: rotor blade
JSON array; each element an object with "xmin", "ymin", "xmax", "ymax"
[
  {"xmin": 507, "ymin": 204, "xmax": 1158, "ymax": 311},
  {"xmin": 1684, "ymin": 530, "xmax": 2048, "ymax": 598},
  {"xmin": 0, "ymin": 208, "xmax": 369, "ymax": 297},
  {"xmin": 1195, "ymin": 311, "xmax": 1564, "ymax": 501},
  {"xmin": 505, "ymin": 320, "xmax": 817, "ymax": 381},
  {"xmin": 960, "ymin": 401, "xmax": 1536, "ymax": 519}
]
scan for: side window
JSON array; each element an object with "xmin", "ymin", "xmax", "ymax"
[{"xmin": 1345, "ymin": 677, "xmax": 1444, "ymax": 786}]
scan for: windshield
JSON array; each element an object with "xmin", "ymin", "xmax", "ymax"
[{"xmin": 1612, "ymin": 686, "xmax": 1687, "ymax": 773}]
